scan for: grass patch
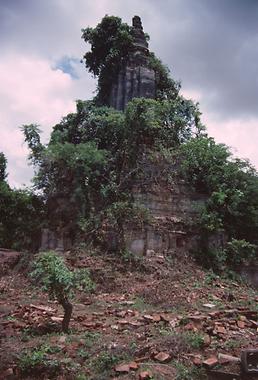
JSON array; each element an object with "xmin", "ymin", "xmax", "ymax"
[
  {"xmin": 174, "ymin": 361, "xmax": 207, "ymax": 380},
  {"xmin": 18, "ymin": 344, "xmax": 60, "ymax": 377},
  {"xmin": 155, "ymin": 331, "xmax": 205, "ymax": 358},
  {"xmin": 132, "ymin": 296, "xmax": 153, "ymax": 312},
  {"xmin": 90, "ymin": 346, "xmax": 132, "ymax": 377},
  {"xmin": 81, "ymin": 331, "xmax": 101, "ymax": 348},
  {"xmin": 92, "ymin": 351, "xmax": 120, "ymax": 372}
]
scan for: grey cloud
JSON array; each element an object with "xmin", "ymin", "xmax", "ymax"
[
  {"xmin": 0, "ymin": 0, "xmax": 97, "ymax": 59},
  {"xmin": 140, "ymin": 0, "xmax": 258, "ymax": 120},
  {"xmin": 1, "ymin": 0, "xmax": 258, "ymax": 122}
]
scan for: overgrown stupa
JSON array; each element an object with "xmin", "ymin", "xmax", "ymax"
[{"xmin": 109, "ymin": 16, "xmax": 156, "ymax": 110}]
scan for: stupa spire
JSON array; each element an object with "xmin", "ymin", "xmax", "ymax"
[{"xmin": 108, "ymin": 16, "xmax": 156, "ymax": 111}]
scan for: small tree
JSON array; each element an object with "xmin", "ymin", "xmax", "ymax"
[{"xmin": 31, "ymin": 251, "xmax": 94, "ymax": 332}]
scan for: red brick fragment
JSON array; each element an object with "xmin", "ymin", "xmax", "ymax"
[
  {"xmin": 115, "ymin": 364, "xmax": 130, "ymax": 373},
  {"xmin": 139, "ymin": 371, "xmax": 152, "ymax": 379},
  {"xmin": 154, "ymin": 352, "xmax": 171, "ymax": 363},
  {"xmin": 203, "ymin": 356, "xmax": 219, "ymax": 368}
]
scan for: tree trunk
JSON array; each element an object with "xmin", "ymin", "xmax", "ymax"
[{"xmin": 59, "ymin": 295, "xmax": 73, "ymax": 333}]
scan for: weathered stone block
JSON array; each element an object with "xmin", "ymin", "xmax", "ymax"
[{"xmin": 109, "ymin": 16, "xmax": 156, "ymax": 111}]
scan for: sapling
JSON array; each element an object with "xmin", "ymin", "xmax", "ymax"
[{"xmin": 31, "ymin": 251, "xmax": 94, "ymax": 332}]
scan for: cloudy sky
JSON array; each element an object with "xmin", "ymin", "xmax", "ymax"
[{"xmin": 1, "ymin": 0, "xmax": 258, "ymax": 187}]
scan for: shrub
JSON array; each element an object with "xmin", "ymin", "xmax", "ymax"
[
  {"xmin": 226, "ymin": 238, "xmax": 257, "ymax": 266},
  {"xmin": 194, "ymin": 248, "xmax": 227, "ymax": 272},
  {"xmin": 180, "ymin": 137, "xmax": 258, "ymax": 248},
  {"xmin": 19, "ymin": 345, "xmax": 60, "ymax": 377},
  {"xmin": 93, "ymin": 351, "xmax": 120, "ymax": 373},
  {"xmin": 0, "ymin": 151, "xmax": 43, "ymax": 251},
  {"xmin": 194, "ymin": 239, "xmax": 257, "ymax": 272},
  {"xmin": 31, "ymin": 251, "xmax": 95, "ymax": 332}
]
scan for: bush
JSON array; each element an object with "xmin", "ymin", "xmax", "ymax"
[
  {"xmin": 180, "ymin": 136, "xmax": 258, "ymax": 271},
  {"xmin": 226, "ymin": 238, "xmax": 257, "ymax": 266},
  {"xmin": 194, "ymin": 248, "xmax": 227, "ymax": 272},
  {"xmin": 0, "ymin": 151, "xmax": 44, "ymax": 251},
  {"xmin": 31, "ymin": 251, "xmax": 95, "ymax": 332},
  {"xmin": 19, "ymin": 345, "xmax": 60, "ymax": 377},
  {"xmin": 194, "ymin": 239, "xmax": 257, "ymax": 273},
  {"xmin": 93, "ymin": 351, "xmax": 120, "ymax": 373}
]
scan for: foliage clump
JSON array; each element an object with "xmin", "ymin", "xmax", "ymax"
[
  {"xmin": 82, "ymin": 16, "xmax": 133, "ymax": 105},
  {"xmin": 0, "ymin": 152, "xmax": 7, "ymax": 181},
  {"xmin": 179, "ymin": 136, "xmax": 258, "ymax": 269},
  {"xmin": 19, "ymin": 345, "xmax": 60, "ymax": 377},
  {"xmin": 0, "ymin": 151, "xmax": 43, "ymax": 250},
  {"xmin": 31, "ymin": 251, "xmax": 94, "ymax": 332}
]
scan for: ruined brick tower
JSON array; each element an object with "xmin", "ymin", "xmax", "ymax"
[{"xmin": 109, "ymin": 16, "xmax": 156, "ymax": 111}]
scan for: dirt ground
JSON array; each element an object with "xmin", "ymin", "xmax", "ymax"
[{"xmin": 0, "ymin": 249, "xmax": 257, "ymax": 379}]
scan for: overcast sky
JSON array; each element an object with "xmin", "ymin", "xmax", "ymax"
[{"xmin": 1, "ymin": 0, "xmax": 258, "ymax": 187}]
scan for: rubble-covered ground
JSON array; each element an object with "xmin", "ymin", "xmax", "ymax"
[{"xmin": 0, "ymin": 249, "xmax": 257, "ymax": 379}]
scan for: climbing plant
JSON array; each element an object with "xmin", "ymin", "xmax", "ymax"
[{"xmin": 82, "ymin": 16, "xmax": 133, "ymax": 105}]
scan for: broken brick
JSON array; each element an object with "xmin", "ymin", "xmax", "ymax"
[
  {"xmin": 203, "ymin": 334, "xmax": 211, "ymax": 346},
  {"xmin": 237, "ymin": 320, "xmax": 245, "ymax": 329},
  {"xmin": 215, "ymin": 325, "xmax": 227, "ymax": 334},
  {"xmin": 129, "ymin": 361, "xmax": 139, "ymax": 370},
  {"xmin": 203, "ymin": 356, "xmax": 219, "ymax": 368},
  {"xmin": 115, "ymin": 364, "xmax": 130, "ymax": 373},
  {"xmin": 154, "ymin": 352, "xmax": 171, "ymax": 363},
  {"xmin": 139, "ymin": 371, "xmax": 152, "ymax": 379},
  {"xmin": 143, "ymin": 314, "xmax": 154, "ymax": 322},
  {"xmin": 193, "ymin": 356, "xmax": 202, "ymax": 366},
  {"xmin": 218, "ymin": 353, "xmax": 240, "ymax": 364},
  {"xmin": 160, "ymin": 313, "xmax": 172, "ymax": 323}
]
